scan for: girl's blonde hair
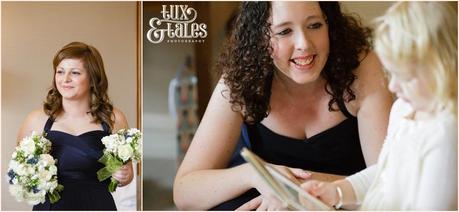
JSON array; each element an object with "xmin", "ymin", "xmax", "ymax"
[{"xmin": 374, "ymin": 2, "xmax": 457, "ymax": 114}]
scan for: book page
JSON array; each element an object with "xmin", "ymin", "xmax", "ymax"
[{"xmin": 241, "ymin": 148, "xmax": 334, "ymax": 211}]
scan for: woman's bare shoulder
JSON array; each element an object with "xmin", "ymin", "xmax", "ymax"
[
  {"xmin": 17, "ymin": 108, "xmax": 48, "ymax": 140},
  {"xmin": 355, "ymin": 51, "xmax": 384, "ymax": 81},
  {"xmin": 347, "ymin": 51, "xmax": 393, "ymax": 113},
  {"xmin": 353, "ymin": 51, "xmax": 391, "ymax": 99},
  {"xmin": 24, "ymin": 108, "xmax": 48, "ymax": 128},
  {"xmin": 112, "ymin": 107, "xmax": 129, "ymax": 131}
]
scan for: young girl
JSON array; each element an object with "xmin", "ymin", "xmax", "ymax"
[{"xmin": 301, "ymin": 2, "xmax": 457, "ymax": 210}]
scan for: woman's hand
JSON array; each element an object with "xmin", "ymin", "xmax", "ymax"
[
  {"xmin": 112, "ymin": 160, "xmax": 134, "ymax": 187},
  {"xmin": 236, "ymin": 195, "xmax": 288, "ymax": 211},
  {"xmin": 237, "ymin": 164, "xmax": 311, "ymax": 210}
]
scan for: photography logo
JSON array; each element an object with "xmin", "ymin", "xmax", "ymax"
[{"xmin": 146, "ymin": 5, "xmax": 208, "ymax": 44}]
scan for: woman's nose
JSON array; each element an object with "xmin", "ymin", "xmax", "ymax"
[
  {"xmin": 295, "ymin": 30, "xmax": 311, "ymax": 52},
  {"xmin": 64, "ymin": 72, "xmax": 71, "ymax": 82}
]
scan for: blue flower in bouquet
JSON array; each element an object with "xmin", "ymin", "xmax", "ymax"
[
  {"xmin": 97, "ymin": 128, "xmax": 142, "ymax": 192},
  {"xmin": 6, "ymin": 131, "xmax": 63, "ymax": 205}
]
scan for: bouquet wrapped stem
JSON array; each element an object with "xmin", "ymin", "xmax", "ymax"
[
  {"xmin": 97, "ymin": 128, "xmax": 141, "ymax": 192},
  {"xmin": 97, "ymin": 153, "xmax": 124, "ymax": 192}
]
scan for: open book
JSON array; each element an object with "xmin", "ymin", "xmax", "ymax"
[{"xmin": 240, "ymin": 148, "xmax": 334, "ymax": 210}]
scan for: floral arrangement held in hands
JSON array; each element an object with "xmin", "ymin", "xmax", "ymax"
[
  {"xmin": 97, "ymin": 128, "xmax": 142, "ymax": 192},
  {"xmin": 7, "ymin": 131, "xmax": 63, "ymax": 205}
]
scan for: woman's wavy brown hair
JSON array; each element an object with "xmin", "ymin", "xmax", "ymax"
[
  {"xmin": 43, "ymin": 41, "xmax": 114, "ymax": 129},
  {"xmin": 217, "ymin": 2, "xmax": 372, "ymax": 124}
]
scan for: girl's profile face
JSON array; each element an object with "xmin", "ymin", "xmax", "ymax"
[
  {"xmin": 55, "ymin": 58, "xmax": 91, "ymax": 101},
  {"xmin": 381, "ymin": 57, "xmax": 434, "ymax": 112},
  {"xmin": 269, "ymin": 1, "xmax": 329, "ymax": 85}
]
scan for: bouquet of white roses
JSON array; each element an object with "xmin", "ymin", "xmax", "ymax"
[
  {"xmin": 7, "ymin": 131, "xmax": 63, "ymax": 205},
  {"xmin": 97, "ymin": 128, "xmax": 141, "ymax": 192}
]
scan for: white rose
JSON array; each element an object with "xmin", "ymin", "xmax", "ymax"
[
  {"xmin": 38, "ymin": 170, "xmax": 53, "ymax": 181},
  {"xmin": 20, "ymin": 137, "xmax": 36, "ymax": 155},
  {"xmin": 48, "ymin": 165, "xmax": 57, "ymax": 176},
  {"xmin": 101, "ymin": 136, "xmax": 112, "ymax": 146},
  {"xmin": 117, "ymin": 144, "xmax": 133, "ymax": 162},
  {"xmin": 14, "ymin": 164, "xmax": 27, "ymax": 176},
  {"xmin": 39, "ymin": 154, "xmax": 55, "ymax": 166},
  {"xmin": 9, "ymin": 184, "xmax": 25, "ymax": 201},
  {"xmin": 25, "ymin": 165, "xmax": 36, "ymax": 175},
  {"xmin": 9, "ymin": 160, "xmax": 19, "ymax": 170},
  {"xmin": 102, "ymin": 136, "xmax": 118, "ymax": 153},
  {"xmin": 26, "ymin": 190, "xmax": 46, "ymax": 205}
]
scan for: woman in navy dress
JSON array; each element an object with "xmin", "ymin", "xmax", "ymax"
[
  {"xmin": 17, "ymin": 42, "xmax": 134, "ymax": 210},
  {"xmin": 173, "ymin": 2, "xmax": 394, "ymax": 210}
]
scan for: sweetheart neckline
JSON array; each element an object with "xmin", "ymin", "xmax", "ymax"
[
  {"xmin": 258, "ymin": 118, "xmax": 353, "ymax": 141},
  {"xmin": 48, "ymin": 130, "xmax": 106, "ymax": 137}
]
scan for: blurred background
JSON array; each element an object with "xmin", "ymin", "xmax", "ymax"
[{"xmin": 142, "ymin": 1, "xmax": 395, "ymax": 210}]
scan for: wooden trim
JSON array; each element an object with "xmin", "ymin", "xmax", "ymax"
[{"xmin": 136, "ymin": 1, "xmax": 143, "ymax": 211}]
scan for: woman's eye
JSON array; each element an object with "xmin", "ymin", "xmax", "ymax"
[
  {"xmin": 56, "ymin": 70, "xmax": 64, "ymax": 74},
  {"xmin": 276, "ymin": 28, "xmax": 291, "ymax": 36},
  {"xmin": 72, "ymin": 71, "xmax": 81, "ymax": 75},
  {"xmin": 308, "ymin": 22, "xmax": 323, "ymax": 29}
]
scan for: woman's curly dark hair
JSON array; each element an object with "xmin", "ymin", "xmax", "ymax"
[
  {"xmin": 44, "ymin": 41, "xmax": 115, "ymax": 130},
  {"xmin": 217, "ymin": 2, "xmax": 372, "ymax": 124}
]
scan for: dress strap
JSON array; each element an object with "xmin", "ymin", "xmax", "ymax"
[
  {"xmin": 101, "ymin": 122, "xmax": 111, "ymax": 134},
  {"xmin": 43, "ymin": 117, "xmax": 54, "ymax": 133},
  {"xmin": 336, "ymin": 99, "xmax": 355, "ymax": 119}
]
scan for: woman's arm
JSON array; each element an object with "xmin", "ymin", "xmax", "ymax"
[
  {"xmin": 111, "ymin": 108, "xmax": 134, "ymax": 186},
  {"xmin": 353, "ymin": 52, "xmax": 393, "ymax": 165},
  {"xmin": 173, "ymin": 81, "xmax": 255, "ymax": 210},
  {"xmin": 174, "ymin": 81, "xmax": 315, "ymax": 210}
]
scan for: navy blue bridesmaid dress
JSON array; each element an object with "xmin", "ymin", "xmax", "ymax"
[{"xmin": 33, "ymin": 118, "xmax": 117, "ymax": 210}]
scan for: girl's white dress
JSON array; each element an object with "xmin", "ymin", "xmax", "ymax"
[{"xmin": 347, "ymin": 99, "xmax": 457, "ymax": 210}]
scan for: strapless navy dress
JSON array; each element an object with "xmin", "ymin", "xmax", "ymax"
[{"xmin": 33, "ymin": 118, "xmax": 117, "ymax": 211}]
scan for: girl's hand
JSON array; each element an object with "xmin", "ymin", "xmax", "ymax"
[
  {"xmin": 112, "ymin": 161, "xmax": 134, "ymax": 187},
  {"xmin": 300, "ymin": 180, "xmax": 339, "ymax": 209}
]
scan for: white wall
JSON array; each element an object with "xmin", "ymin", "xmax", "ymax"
[{"xmin": 1, "ymin": 2, "xmax": 138, "ymax": 210}]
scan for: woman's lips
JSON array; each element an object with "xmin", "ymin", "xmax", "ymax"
[{"xmin": 290, "ymin": 55, "xmax": 316, "ymax": 70}]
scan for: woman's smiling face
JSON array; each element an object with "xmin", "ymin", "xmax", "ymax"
[{"xmin": 270, "ymin": 1, "xmax": 330, "ymax": 85}]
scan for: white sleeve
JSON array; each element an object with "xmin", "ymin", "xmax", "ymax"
[
  {"xmin": 414, "ymin": 121, "xmax": 457, "ymax": 210},
  {"xmin": 345, "ymin": 164, "xmax": 378, "ymax": 204}
]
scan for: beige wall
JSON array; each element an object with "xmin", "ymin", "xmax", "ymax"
[
  {"xmin": 342, "ymin": 2, "xmax": 394, "ymax": 27},
  {"xmin": 1, "ymin": 2, "xmax": 138, "ymax": 210}
]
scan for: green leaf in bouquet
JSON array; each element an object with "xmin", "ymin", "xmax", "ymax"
[
  {"xmin": 97, "ymin": 153, "xmax": 123, "ymax": 181},
  {"xmin": 48, "ymin": 183, "xmax": 64, "ymax": 204},
  {"xmin": 108, "ymin": 178, "xmax": 118, "ymax": 193}
]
